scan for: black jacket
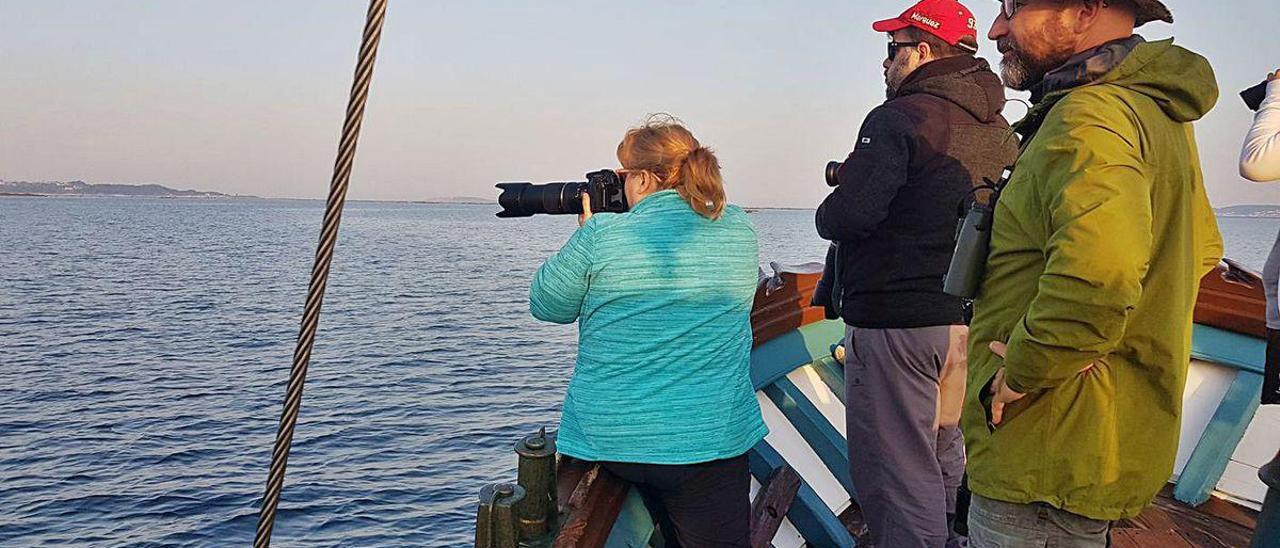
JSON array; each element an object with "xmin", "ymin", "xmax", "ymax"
[{"xmin": 816, "ymin": 55, "xmax": 1019, "ymax": 328}]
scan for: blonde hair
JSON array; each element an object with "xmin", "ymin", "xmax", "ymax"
[{"xmin": 617, "ymin": 114, "xmax": 726, "ymax": 220}]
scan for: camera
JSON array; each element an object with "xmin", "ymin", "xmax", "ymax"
[
  {"xmin": 495, "ymin": 169, "xmax": 629, "ymax": 218},
  {"xmin": 1242, "ymin": 80, "xmax": 1269, "ymax": 112},
  {"xmin": 825, "ymin": 161, "xmax": 843, "ymax": 187}
]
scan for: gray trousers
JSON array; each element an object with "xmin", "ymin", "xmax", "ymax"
[
  {"xmin": 844, "ymin": 326, "xmax": 965, "ymax": 548},
  {"xmin": 968, "ymin": 495, "xmax": 1110, "ymax": 548}
]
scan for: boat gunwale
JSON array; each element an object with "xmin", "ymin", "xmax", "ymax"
[{"xmin": 547, "ymin": 263, "xmax": 1271, "ymax": 547}]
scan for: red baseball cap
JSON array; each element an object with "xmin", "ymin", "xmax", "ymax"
[{"xmin": 872, "ymin": 0, "xmax": 979, "ymax": 52}]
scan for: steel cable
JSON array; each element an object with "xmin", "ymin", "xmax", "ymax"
[{"xmin": 253, "ymin": 1, "xmax": 387, "ymax": 545}]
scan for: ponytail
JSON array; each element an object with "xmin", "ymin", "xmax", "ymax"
[
  {"xmin": 617, "ymin": 114, "xmax": 729, "ymax": 220},
  {"xmin": 675, "ymin": 147, "xmax": 726, "ymax": 220}
]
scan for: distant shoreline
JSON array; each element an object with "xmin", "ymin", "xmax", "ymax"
[
  {"xmin": 1216, "ymin": 214, "xmax": 1280, "ymax": 219},
  {"xmin": 3, "ymin": 190, "xmax": 1278, "ymax": 218},
  {"xmin": 0, "ymin": 192, "xmax": 261, "ymax": 199},
  {"xmin": 0, "ymin": 180, "xmax": 248, "ymax": 199},
  {"xmin": 0, "ymin": 193, "xmax": 818, "ymax": 211}
]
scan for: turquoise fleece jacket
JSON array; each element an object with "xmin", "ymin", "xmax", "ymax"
[{"xmin": 530, "ymin": 190, "xmax": 767, "ymax": 464}]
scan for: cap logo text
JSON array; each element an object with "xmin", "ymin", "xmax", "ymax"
[{"xmin": 910, "ymin": 12, "xmax": 942, "ymax": 29}]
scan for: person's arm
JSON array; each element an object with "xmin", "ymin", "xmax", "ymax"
[
  {"xmin": 815, "ymin": 106, "xmax": 914, "ymax": 241},
  {"xmin": 529, "ymin": 220, "xmax": 596, "ymax": 324},
  {"xmin": 1000, "ymin": 103, "xmax": 1153, "ymax": 393},
  {"xmin": 1241, "ymin": 72, "xmax": 1280, "ymax": 182}
]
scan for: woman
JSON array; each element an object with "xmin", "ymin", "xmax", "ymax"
[
  {"xmin": 1240, "ymin": 68, "xmax": 1280, "ymax": 548},
  {"xmin": 529, "ymin": 117, "xmax": 766, "ymax": 547}
]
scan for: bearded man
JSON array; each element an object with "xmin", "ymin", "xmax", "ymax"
[
  {"xmin": 815, "ymin": 0, "xmax": 1017, "ymax": 545},
  {"xmin": 963, "ymin": 1, "xmax": 1223, "ymax": 545}
]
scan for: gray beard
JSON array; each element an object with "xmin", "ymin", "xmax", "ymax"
[
  {"xmin": 1000, "ymin": 52, "xmax": 1038, "ymax": 91},
  {"xmin": 997, "ymin": 24, "xmax": 1075, "ymax": 92}
]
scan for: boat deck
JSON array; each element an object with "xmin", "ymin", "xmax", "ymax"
[
  {"xmin": 1114, "ymin": 487, "xmax": 1257, "ymax": 547},
  {"xmin": 837, "ymin": 486, "xmax": 1258, "ymax": 547}
]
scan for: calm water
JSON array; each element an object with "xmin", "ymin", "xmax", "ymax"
[{"xmin": 0, "ymin": 197, "xmax": 1276, "ymax": 547}]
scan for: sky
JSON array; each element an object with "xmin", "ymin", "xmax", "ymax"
[{"xmin": 2, "ymin": 0, "xmax": 1279, "ymax": 208}]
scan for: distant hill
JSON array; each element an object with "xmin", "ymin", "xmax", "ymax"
[
  {"xmin": 0, "ymin": 180, "xmax": 242, "ymax": 198},
  {"xmin": 1216, "ymin": 204, "xmax": 1280, "ymax": 218}
]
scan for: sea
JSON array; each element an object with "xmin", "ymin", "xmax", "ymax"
[{"xmin": 1, "ymin": 197, "xmax": 1276, "ymax": 547}]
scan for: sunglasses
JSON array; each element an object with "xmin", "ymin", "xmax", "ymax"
[
  {"xmin": 615, "ymin": 168, "xmax": 657, "ymax": 183},
  {"xmin": 887, "ymin": 41, "xmax": 922, "ymax": 60},
  {"xmin": 1001, "ymin": 0, "xmax": 1026, "ymax": 18}
]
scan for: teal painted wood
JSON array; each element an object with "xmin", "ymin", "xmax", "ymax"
[
  {"xmin": 1173, "ymin": 370, "xmax": 1265, "ymax": 506},
  {"xmin": 751, "ymin": 320, "xmax": 847, "ymax": 391},
  {"xmin": 810, "ymin": 355, "xmax": 847, "ymax": 405},
  {"xmin": 763, "ymin": 377, "xmax": 857, "ymax": 498},
  {"xmin": 748, "ymin": 441, "xmax": 857, "ymax": 548},
  {"xmin": 1191, "ymin": 324, "xmax": 1267, "ymax": 375},
  {"xmin": 603, "ymin": 487, "xmax": 657, "ymax": 548}
]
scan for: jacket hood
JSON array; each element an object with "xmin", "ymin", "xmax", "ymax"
[
  {"xmin": 1017, "ymin": 38, "xmax": 1218, "ymax": 138},
  {"xmin": 897, "ymin": 55, "xmax": 1008, "ymax": 123},
  {"xmin": 1095, "ymin": 39, "xmax": 1219, "ymax": 123}
]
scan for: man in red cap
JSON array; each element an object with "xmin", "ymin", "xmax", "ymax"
[{"xmin": 815, "ymin": 0, "xmax": 1017, "ymax": 546}]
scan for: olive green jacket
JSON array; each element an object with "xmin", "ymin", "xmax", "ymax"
[{"xmin": 963, "ymin": 39, "xmax": 1224, "ymax": 520}]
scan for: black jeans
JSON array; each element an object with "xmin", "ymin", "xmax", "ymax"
[{"xmin": 600, "ymin": 454, "xmax": 750, "ymax": 548}]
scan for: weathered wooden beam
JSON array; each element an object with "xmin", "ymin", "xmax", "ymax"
[
  {"xmin": 553, "ymin": 462, "xmax": 631, "ymax": 548},
  {"xmin": 748, "ymin": 441, "xmax": 856, "ymax": 547},
  {"xmin": 556, "ymin": 456, "xmax": 592, "ymax": 510},
  {"xmin": 749, "ymin": 465, "xmax": 802, "ymax": 548}
]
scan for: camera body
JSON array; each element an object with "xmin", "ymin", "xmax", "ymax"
[{"xmin": 496, "ymin": 169, "xmax": 629, "ymax": 218}]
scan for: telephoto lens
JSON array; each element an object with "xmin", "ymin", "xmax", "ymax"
[
  {"xmin": 495, "ymin": 170, "xmax": 628, "ymax": 218},
  {"xmin": 826, "ymin": 161, "xmax": 843, "ymax": 187},
  {"xmin": 495, "ymin": 182, "xmax": 587, "ymax": 218}
]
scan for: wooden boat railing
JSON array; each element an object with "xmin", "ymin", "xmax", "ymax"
[
  {"xmin": 1194, "ymin": 259, "xmax": 1268, "ymax": 338},
  {"xmin": 511, "ymin": 261, "xmax": 1270, "ymax": 547}
]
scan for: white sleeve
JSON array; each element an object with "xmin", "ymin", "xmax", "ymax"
[{"xmin": 1240, "ymin": 80, "xmax": 1280, "ymax": 182}]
